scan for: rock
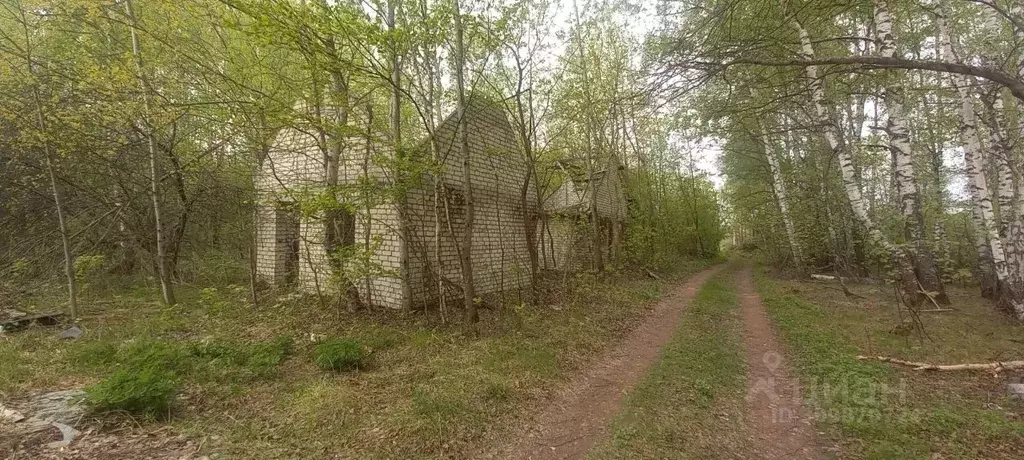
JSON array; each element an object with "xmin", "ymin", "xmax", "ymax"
[
  {"xmin": 1008, "ymin": 383, "xmax": 1024, "ymax": 399},
  {"xmin": 28, "ymin": 389, "xmax": 86, "ymax": 425},
  {"xmin": 46, "ymin": 421, "xmax": 81, "ymax": 449},
  {"xmin": 59, "ymin": 325, "xmax": 83, "ymax": 340},
  {"xmin": 0, "ymin": 404, "xmax": 26, "ymax": 423}
]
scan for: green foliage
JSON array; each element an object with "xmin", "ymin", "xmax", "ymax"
[
  {"xmin": 80, "ymin": 335, "xmax": 293, "ymax": 416},
  {"xmin": 626, "ymin": 169, "xmax": 724, "ymax": 268},
  {"xmin": 73, "ymin": 254, "xmax": 106, "ymax": 281},
  {"xmin": 312, "ymin": 338, "xmax": 367, "ymax": 372},
  {"xmin": 85, "ymin": 366, "xmax": 179, "ymax": 417}
]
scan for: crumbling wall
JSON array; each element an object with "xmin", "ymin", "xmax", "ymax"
[
  {"xmin": 406, "ymin": 97, "xmax": 536, "ymax": 305},
  {"xmin": 255, "ymin": 111, "xmax": 407, "ymax": 309},
  {"xmin": 256, "ymin": 98, "xmax": 537, "ymax": 309}
]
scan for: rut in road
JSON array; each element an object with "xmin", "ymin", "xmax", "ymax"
[
  {"xmin": 484, "ymin": 265, "xmax": 723, "ymax": 460},
  {"xmin": 736, "ymin": 265, "xmax": 822, "ymax": 459}
]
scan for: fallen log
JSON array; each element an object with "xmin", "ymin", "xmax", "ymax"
[
  {"xmin": 857, "ymin": 355, "xmax": 1024, "ymax": 372},
  {"xmin": 644, "ymin": 268, "xmax": 663, "ymax": 281}
]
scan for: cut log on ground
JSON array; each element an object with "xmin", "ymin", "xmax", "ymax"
[
  {"xmin": 857, "ymin": 355, "xmax": 1024, "ymax": 372},
  {"xmin": 644, "ymin": 268, "xmax": 663, "ymax": 281}
]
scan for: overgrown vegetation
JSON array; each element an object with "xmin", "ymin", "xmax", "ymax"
[
  {"xmin": 755, "ymin": 270, "xmax": 1024, "ymax": 459},
  {"xmin": 0, "ymin": 261, "xmax": 715, "ymax": 457},
  {"xmin": 588, "ymin": 270, "xmax": 750, "ymax": 458},
  {"xmin": 312, "ymin": 338, "xmax": 367, "ymax": 372},
  {"xmin": 76, "ymin": 334, "xmax": 294, "ymax": 416}
]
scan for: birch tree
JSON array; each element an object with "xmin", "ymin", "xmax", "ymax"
[
  {"xmin": 793, "ymin": 19, "xmax": 925, "ymax": 309},
  {"xmin": 758, "ymin": 119, "xmax": 803, "ymax": 273},
  {"xmin": 874, "ymin": 0, "xmax": 947, "ymax": 304},
  {"xmin": 13, "ymin": 1, "xmax": 78, "ymax": 320},
  {"xmin": 938, "ymin": 4, "xmax": 1024, "ymax": 319},
  {"xmin": 453, "ymin": 0, "xmax": 477, "ymax": 332},
  {"xmin": 125, "ymin": 0, "xmax": 176, "ymax": 306}
]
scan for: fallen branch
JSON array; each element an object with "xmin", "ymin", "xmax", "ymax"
[
  {"xmin": 917, "ymin": 308, "xmax": 955, "ymax": 313},
  {"xmin": 644, "ymin": 268, "xmax": 663, "ymax": 281},
  {"xmin": 857, "ymin": 355, "xmax": 1024, "ymax": 372}
]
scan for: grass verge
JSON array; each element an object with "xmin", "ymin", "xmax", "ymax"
[
  {"xmin": 587, "ymin": 268, "xmax": 750, "ymax": 459},
  {"xmin": 0, "ymin": 259, "xmax": 718, "ymax": 458},
  {"xmin": 755, "ymin": 270, "xmax": 1024, "ymax": 459}
]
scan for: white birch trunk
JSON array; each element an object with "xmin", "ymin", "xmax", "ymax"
[
  {"xmin": 125, "ymin": 0, "xmax": 175, "ymax": 306},
  {"xmin": 759, "ymin": 121, "xmax": 804, "ymax": 272},
  {"xmin": 794, "ymin": 20, "xmax": 923, "ymax": 307},
  {"xmin": 875, "ymin": 1, "xmax": 947, "ymax": 303},
  {"xmin": 939, "ymin": 6, "xmax": 1024, "ymax": 319}
]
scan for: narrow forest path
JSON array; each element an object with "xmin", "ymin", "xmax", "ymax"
[
  {"xmin": 736, "ymin": 265, "xmax": 822, "ymax": 459},
  {"xmin": 484, "ymin": 264, "xmax": 723, "ymax": 460}
]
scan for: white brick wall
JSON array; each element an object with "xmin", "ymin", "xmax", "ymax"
[
  {"xmin": 540, "ymin": 159, "xmax": 628, "ymax": 270},
  {"xmin": 256, "ymin": 97, "xmax": 538, "ymax": 309}
]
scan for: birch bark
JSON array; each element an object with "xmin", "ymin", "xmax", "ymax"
[
  {"xmin": 874, "ymin": 1, "xmax": 948, "ymax": 303},
  {"xmin": 794, "ymin": 19, "xmax": 922, "ymax": 307},
  {"xmin": 125, "ymin": 0, "xmax": 175, "ymax": 306},
  {"xmin": 453, "ymin": 0, "xmax": 478, "ymax": 332},
  {"xmin": 939, "ymin": 5, "xmax": 1024, "ymax": 319},
  {"xmin": 758, "ymin": 121, "xmax": 804, "ymax": 273}
]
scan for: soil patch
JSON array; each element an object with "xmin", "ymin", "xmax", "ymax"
[{"xmin": 485, "ymin": 264, "xmax": 723, "ymax": 459}]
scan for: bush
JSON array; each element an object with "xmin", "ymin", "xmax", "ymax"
[
  {"xmin": 246, "ymin": 335, "xmax": 294, "ymax": 378},
  {"xmin": 85, "ymin": 366, "xmax": 179, "ymax": 417},
  {"xmin": 313, "ymin": 338, "xmax": 367, "ymax": 372}
]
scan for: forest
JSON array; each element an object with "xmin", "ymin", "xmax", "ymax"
[{"xmin": 0, "ymin": 0, "xmax": 1022, "ymax": 458}]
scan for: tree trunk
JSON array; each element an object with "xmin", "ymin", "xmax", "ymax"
[
  {"xmin": 874, "ymin": 1, "xmax": 948, "ymax": 304},
  {"xmin": 939, "ymin": 5, "xmax": 1024, "ymax": 319},
  {"xmin": 512, "ymin": 62, "xmax": 540, "ymax": 304},
  {"xmin": 453, "ymin": 0, "xmax": 477, "ymax": 333},
  {"xmin": 125, "ymin": 0, "xmax": 175, "ymax": 306},
  {"xmin": 758, "ymin": 120, "xmax": 804, "ymax": 273},
  {"xmin": 794, "ymin": 19, "xmax": 922, "ymax": 308},
  {"xmin": 388, "ymin": 0, "xmax": 413, "ymax": 312},
  {"xmin": 322, "ymin": 35, "xmax": 361, "ymax": 312},
  {"xmin": 22, "ymin": 15, "xmax": 78, "ymax": 320}
]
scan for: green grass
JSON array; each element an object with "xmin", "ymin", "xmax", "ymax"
[
  {"xmin": 588, "ymin": 269, "xmax": 750, "ymax": 459},
  {"xmin": 755, "ymin": 270, "xmax": 1024, "ymax": 459},
  {"xmin": 0, "ymin": 259, "xmax": 720, "ymax": 458}
]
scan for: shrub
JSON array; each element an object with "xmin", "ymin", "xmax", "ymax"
[
  {"xmin": 85, "ymin": 366, "xmax": 179, "ymax": 417},
  {"xmin": 313, "ymin": 338, "xmax": 367, "ymax": 372},
  {"xmin": 247, "ymin": 335, "xmax": 294, "ymax": 378},
  {"xmin": 190, "ymin": 335, "xmax": 293, "ymax": 380},
  {"xmin": 120, "ymin": 340, "xmax": 189, "ymax": 372}
]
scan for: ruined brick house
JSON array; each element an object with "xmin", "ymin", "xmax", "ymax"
[
  {"xmin": 539, "ymin": 158, "xmax": 628, "ymax": 270},
  {"xmin": 255, "ymin": 96, "xmax": 536, "ymax": 309}
]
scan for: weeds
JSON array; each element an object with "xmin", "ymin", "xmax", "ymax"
[
  {"xmin": 82, "ymin": 336, "xmax": 293, "ymax": 416},
  {"xmin": 86, "ymin": 367, "xmax": 179, "ymax": 417},
  {"xmin": 589, "ymin": 271, "xmax": 749, "ymax": 458},
  {"xmin": 313, "ymin": 338, "xmax": 367, "ymax": 372},
  {"xmin": 756, "ymin": 271, "xmax": 1024, "ymax": 459}
]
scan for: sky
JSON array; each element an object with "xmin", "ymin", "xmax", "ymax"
[{"xmin": 546, "ymin": 0, "xmax": 725, "ymax": 188}]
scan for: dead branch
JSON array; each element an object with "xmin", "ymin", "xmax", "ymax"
[{"xmin": 857, "ymin": 355, "xmax": 1024, "ymax": 372}]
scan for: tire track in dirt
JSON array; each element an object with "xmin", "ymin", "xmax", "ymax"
[
  {"xmin": 484, "ymin": 264, "xmax": 723, "ymax": 460},
  {"xmin": 736, "ymin": 265, "xmax": 822, "ymax": 459}
]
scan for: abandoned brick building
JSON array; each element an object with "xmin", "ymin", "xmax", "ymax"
[
  {"xmin": 256, "ymin": 96, "xmax": 536, "ymax": 309},
  {"xmin": 539, "ymin": 159, "xmax": 628, "ymax": 270},
  {"xmin": 256, "ymin": 96, "xmax": 627, "ymax": 309}
]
